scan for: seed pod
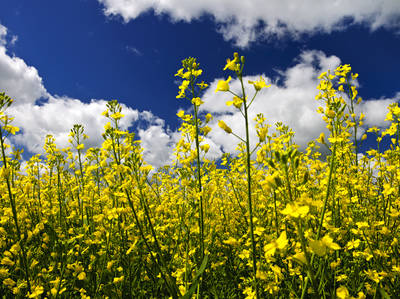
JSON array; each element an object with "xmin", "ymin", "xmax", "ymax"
[
  {"xmin": 291, "ymin": 149, "xmax": 299, "ymax": 159},
  {"xmin": 294, "ymin": 157, "xmax": 300, "ymax": 169}
]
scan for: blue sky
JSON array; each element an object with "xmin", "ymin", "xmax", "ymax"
[{"xmin": 0, "ymin": 0, "xmax": 399, "ymax": 167}]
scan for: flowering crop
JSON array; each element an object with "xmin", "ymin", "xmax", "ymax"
[{"xmin": 0, "ymin": 55, "xmax": 399, "ymax": 298}]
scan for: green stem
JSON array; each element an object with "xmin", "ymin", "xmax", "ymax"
[{"xmin": 240, "ymin": 74, "xmax": 259, "ymax": 298}]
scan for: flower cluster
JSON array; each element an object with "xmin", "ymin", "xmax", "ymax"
[{"xmin": 0, "ymin": 56, "xmax": 399, "ymax": 298}]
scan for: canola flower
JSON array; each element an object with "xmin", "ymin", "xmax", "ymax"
[{"xmin": 0, "ymin": 57, "xmax": 399, "ymax": 298}]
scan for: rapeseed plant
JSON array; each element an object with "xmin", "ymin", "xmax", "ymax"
[{"xmin": 0, "ymin": 55, "xmax": 399, "ymax": 298}]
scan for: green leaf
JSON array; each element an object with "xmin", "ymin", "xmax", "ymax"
[{"xmin": 182, "ymin": 255, "xmax": 209, "ymax": 299}]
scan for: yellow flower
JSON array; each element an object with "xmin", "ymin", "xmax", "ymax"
[
  {"xmin": 218, "ymin": 120, "xmax": 232, "ymax": 134},
  {"xmin": 0, "ymin": 267, "xmax": 9, "ymax": 278},
  {"xmin": 336, "ymin": 286, "xmax": 350, "ymax": 299},
  {"xmin": 3, "ymin": 125, "xmax": 19, "ymax": 135},
  {"xmin": 192, "ymin": 69, "xmax": 202, "ymax": 77},
  {"xmin": 223, "ymin": 237, "xmax": 239, "ymax": 246},
  {"xmin": 113, "ymin": 276, "xmax": 124, "ymax": 284},
  {"xmin": 226, "ymin": 96, "xmax": 244, "ymax": 109},
  {"xmin": 104, "ymin": 122, "xmax": 112, "ymax": 130},
  {"xmin": 281, "ymin": 203, "xmax": 309, "ymax": 219},
  {"xmin": 28, "ymin": 286, "xmax": 44, "ymax": 298},
  {"xmin": 3, "ymin": 278, "xmax": 16, "ymax": 287},
  {"xmin": 326, "ymin": 109, "xmax": 336, "ymax": 118},
  {"xmin": 205, "ymin": 113, "xmax": 212, "ymax": 122},
  {"xmin": 215, "ymin": 76, "xmax": 232, "ymax": 92},
  {"xmin": 191, "ymin": 97, "xmax": 204, "ymax": 106},
  {"xmin": 200, "ymin": 144, "xmax": 210, "ymax": 153},
  {"xmin": 248, "ymin": 76, "xmax": 270, "ymax": 91},
  {"xmin": 1, "ymin": 256, "xmax": 14, "ymax": 267},
  {"xmin": 76, "ymin": 144, "xmax": 85, "ymax": 150},
  {"xmin": 197, "ymin": 81, "xmax": 208, "ymax": 89},
  {"xmin": 176, "ymin": 110, "xmax": 185, "ymax": 119},
  {"xmin": 110, "ymin": 112, "xmax": 124, "ymax": 120},
  {"xmin": 77, "ymin": 272, "xmax": 86, "ymax": 280},
  {"xmin": 292, "ymin": 252, "xmax": 307, "ymax": 265},
  {"xmin": 223, "ymin": 57, "xmax": 239, "ymax": 71},
  {"xmin": 174, "ymin": 68, "xmax": 184, "ymax": 77}
]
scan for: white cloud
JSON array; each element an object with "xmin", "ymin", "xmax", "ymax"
[
  {"xmin": 138, "ymin": 123, "xmax": 178, "ymax": 168},
  {"xmin": 0, "ymin": 46, "xmax": 48, "ymax": 105},
  {"xmin": 0, "ymin": 24, "xmax": 7, "ymax": 46},
  {"xmin": 199, "ymin": 50, "xmax": 340, "ymax": 154},
  {"xmin": 357, "ymin": 93, "xmax": 399, "ymax": 128},
  {"xmin": 198, "ymin": 50, "xmax": 400, "ymax": 155},
  {"xmin": 9, "ymin": 97, "xmax": 139, "ymax": 154},
  {"xmin": 97, "ymin": 0, "xmax": 400, "ymax": 47},
  {"xmin": 126, "ymin": 45, "xmax": 142, "ymax": 56},
  {"xmin": 0, "ymin": 21, "xmax": 398, "ymax": 169},
  {"xmin": 10, "ymin": 35, "xmax": 18, "ymax": 46}
]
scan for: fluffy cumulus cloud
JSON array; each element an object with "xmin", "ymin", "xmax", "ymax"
[
  {"xmin": 0, "ymin": 21, "xmax": 398, "ymax": 169},
  {"xmin": 9, "ymin": 97, "xmax": 139, "ymax": 154},
  {"xmin": 198, "ymin": 50, "xmax": 338, "ymax": 154},
  {"xmin": 0, "ymin": 24, "xmax": 7, "ymax": 46},
  {"xmin": 0, "ymin": 23, "xmax": 160, "ymax": 166},
  {"xmin": 356, "ymin": 93, "xmax": 400, "ymax": 128},
  {"xmin": 97, "ymin": 0, "xmax": 400, "ymax": 47},
  {"xmin": 0, "ymin": 46, "xmax": 48, "ymax": 105},
  {"xmin": 198, "ymin": 50, "xmax": 398, "ymax": 156}
]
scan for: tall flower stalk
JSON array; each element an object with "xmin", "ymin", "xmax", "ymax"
[
  {"xmin": 216, "ymin": 53, "xmax": 270, "ymax": 298},
  {"xmin": 175, "ymin": 57, "xmax": 210, "ymax": 296}
]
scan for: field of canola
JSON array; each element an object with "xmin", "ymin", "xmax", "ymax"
[{"xmin": 0, "ymin": 53, "xmax": 400, "ymax": 298}]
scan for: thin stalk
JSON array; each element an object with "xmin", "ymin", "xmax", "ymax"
[
  {"xmin": 239, "ymin": 74, "xmax": 259, "ymax": 298},
  {"xmin": 193, "ymin": 100, "xmax": 205, "ymax": 263},
  {"xmin": 301, "ymin": 143, "xmax": 337, "ymax": 299}
]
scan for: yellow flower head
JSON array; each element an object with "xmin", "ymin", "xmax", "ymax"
[
  {"xmin": 218, "ymin": 120, "xmax": 232, "ymax": 134},
  {"xmin": 197, "ymin": 81, "xmax": 208, "ymax": 89},
  {"xmin": 110, "ymin": 112, "xmax": 124, "ymax": 120},
  {"xmin": 226, "ymin": 96, "xmax": 244, "ymax": 109},
  {"xmin": 223, "ymin": 57, "xmax": 239, "ymax": 71},
  {"xmin": 248, "ymin": 76, "xmax": 270, "ymax": 91},
  {"xmin": 215, "ymin": 76, "xmax": 232, "ymax": 93}
]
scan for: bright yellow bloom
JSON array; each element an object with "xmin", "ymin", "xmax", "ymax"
[
  {"xmin": 113, "ymin": 276, "xmax": 124, "ymax": 284},
  {"xmin": 248, "ymin": 76, "xmax": 270, "ymax": 91},
  {"xmin": 218, "ymin": 120, "xmax": 232, "ymax": 134},
  {"xmin": 200, "ymin": 144, "xmax": 210, "ymax": 153},
  {"xmin": 215, "ymin": 76, "xmax": 231, "ymax": 92},
  {"xmin": 1, "ymin": 256, "xmax": 14, "ymax": 266},
  {"xmin": 223, "ymin": 237, "xmax": 239, "ymax": 246},
  {"xmin": 336, "ymin": 286, "xmax": 350, "ymax": 299},
  {"xmin": 326, "ymin": 109, "xmax": 336, "ymax": 118},
  {"xmin": 223, "ymin": 57, "xmax": 239, "ymax": 71},
  {"xmin": 3, "ymin": 125, "xmax": 19, "ymax": 135},
  {"xmin": 281, "ymin": 203, "xmax": 309, "ymax": 219},
  {"xmin": 174, "ymin": 68, "xmax": 184, "ymax": 77},
  {"xmin": 191, "ymin": 97, "xmax": 204, "ymax": 106},
  {"xmin": 77, "ymin": 272, "xmax": 86, "ymax": 280},
  {"xmin": 3, "ymin": 278, "xmax": 16, "ymax": 287},
  {"xmin": 28, "ymin": 286, "xmax": 44, "ymax": 298},
  {"xmin": 110, "ymin": 112, "xmax": 124, "ymax": 120},
  {"xmin": 197, "ymin": 81, "xmax": 208, "ymax": 89},
  {"xmin": 226, "ymin": 96, "xmax": 243, "ymax": 109}
]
